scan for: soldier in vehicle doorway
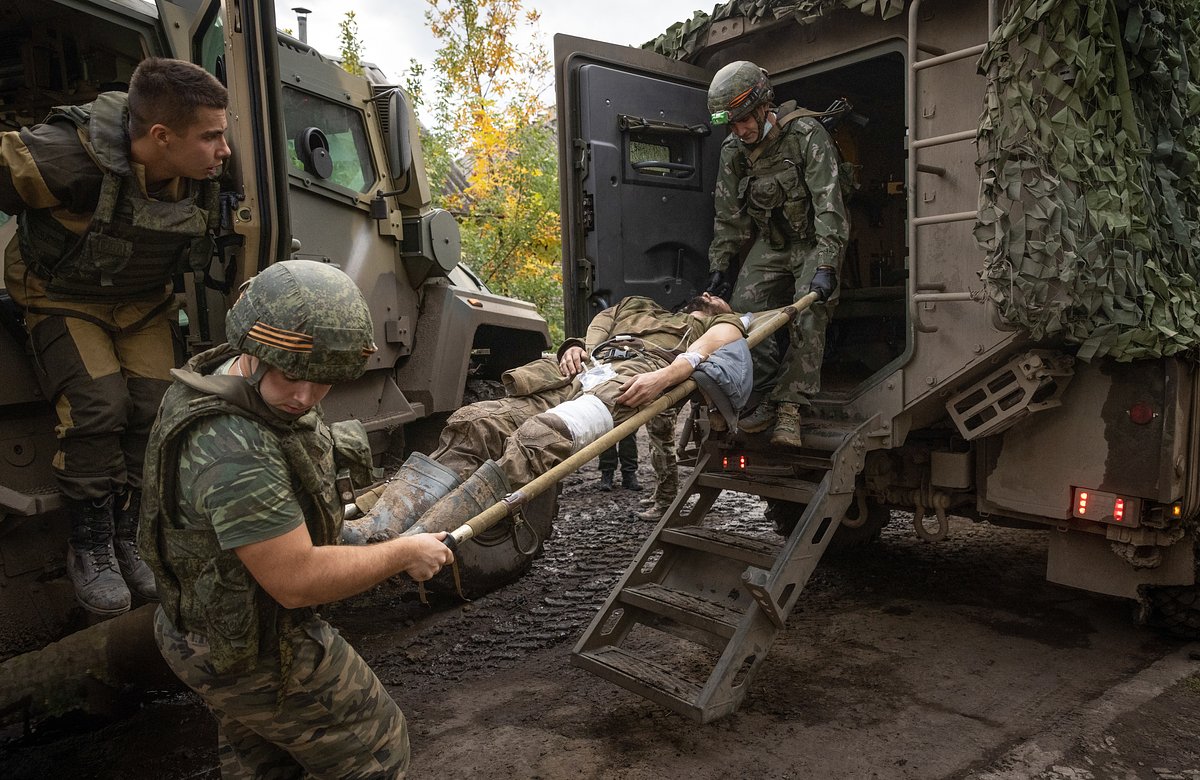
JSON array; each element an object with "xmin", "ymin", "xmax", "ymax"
[
  {"xmin": 0, "ymin": 58, "xmax": 230, "ymax": 615},
  {"xmin": 705, "ymin": 60, "xmax": 849, "ymax": 447}
]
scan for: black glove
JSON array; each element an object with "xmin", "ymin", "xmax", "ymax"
[
  {"xmin": 706, "ymin": 270, "xmax": 730, "ymax": 298},
  {"xmin": 809, "ymin": 266, "xmax": 837, "ymax": 302}
]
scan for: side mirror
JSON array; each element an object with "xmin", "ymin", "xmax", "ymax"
[{"xmin": 386, "ymin": 91, "xmax": 412, "ymax": 182}]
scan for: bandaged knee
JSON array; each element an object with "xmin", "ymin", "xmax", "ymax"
[{"xmin": 545, "ymin": 394, "xmax": 613, "ymax": 452}]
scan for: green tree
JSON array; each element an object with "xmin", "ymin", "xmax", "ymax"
[
  {"xmin": 418, "ymin": 0, "xmax": 563, "ymax": 341},
  {"xmin": 338, "ymin": 11, "xmax": 364, "ymax": 76}
]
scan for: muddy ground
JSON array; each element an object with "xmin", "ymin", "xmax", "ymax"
[{"xmin": 3, "ymin": 438, "xmax": 1200, "ymax": 779}]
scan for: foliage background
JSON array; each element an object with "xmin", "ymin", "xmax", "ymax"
[{"xmin": 403, "ymin": 0, "xmax": 563, "ymax": 343}]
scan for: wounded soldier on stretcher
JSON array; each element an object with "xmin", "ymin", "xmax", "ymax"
[{"xmin": 343, "ymin": 293, "xmax": 752, "ymax": 543}]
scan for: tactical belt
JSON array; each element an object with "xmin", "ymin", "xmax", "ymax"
[{"xmin": 591, "ymin": 336, "xmax": 680, "ymax": 366}]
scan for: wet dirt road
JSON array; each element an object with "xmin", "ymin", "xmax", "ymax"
[{"xmin": 3, "ymin": 453, "xmax": 1199, "ymax": 779}]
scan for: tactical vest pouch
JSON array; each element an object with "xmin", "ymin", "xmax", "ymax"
[
  {"xmin": 188, "ymin": 235, "xmax": 215, "ymax": 273},
  {"xmin": 781, "ymin": 195, "xmax": 812, "ymax": 239},
  {"xmin": 132, "ymin": 195, "xmax": 210, "ymax": 234},
  {"xmin": 78, "ymin": 232, "xmax": 134, "ymax": 279},
  {"xmin": 163, "ymin": 526, "xmax": 261, "ymax": 675},
  {"xmin": 747, "ymin": 175, "xmax": 786, "ymax": 211},
  {"xmin": 331, "ymin": 419, "xmax": 380, "ymax": 489}
]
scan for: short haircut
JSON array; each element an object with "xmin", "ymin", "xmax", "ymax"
[{"xmin": 127, "ymin": 57, "xmax": 228, "ymax": 139}]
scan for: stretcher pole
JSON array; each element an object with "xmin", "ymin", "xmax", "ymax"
[{"xmin": 444, "ymin": 291, "xmax": 820, "ymax": 548}]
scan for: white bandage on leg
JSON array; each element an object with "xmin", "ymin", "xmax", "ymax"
[{"xmin": 546, "ymin": 393, "xmax": 614, "ymax": 452}]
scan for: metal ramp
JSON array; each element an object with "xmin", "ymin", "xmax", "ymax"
[{"xmin": 572, "ymin": 417, "xmax": 872, "ymax": 722}]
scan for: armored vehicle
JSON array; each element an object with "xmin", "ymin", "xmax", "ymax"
[
  {"xmin": 0, "ymin": 0, "xmax": 552, "ymax": 660},
  {"xmin": 555, "ymin": 0, "xmax": 1200, "ymax": 721}
]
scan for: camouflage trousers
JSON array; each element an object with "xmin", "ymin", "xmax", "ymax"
[
  {"xmin": 645, "ymin": 408, "xmax": 679, "ymax": 504},
  {"xmin": 729, "ymin": 237, "xmax": 837, "ymax": 405},
  {"xmin": 432, "ymin": 354, "xmax": 668, "ymax": 488},
  {"xmin": 6, "ymin": 259, "xmax": 173, "ymax": 501},
  {"xmin": 154, "ymin": 608, "xmax": 409, "ymax": 779}
]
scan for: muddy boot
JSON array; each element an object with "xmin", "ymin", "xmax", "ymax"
[
  {"xmin": 114, "ymin": 489, "xmax": 157, "ymax": 601},
  {"xmin": 66, "ymin": 496, "xmax": 131, "ymax": 616},
  {"xmin": 621, "ymin": 471, "xmax": 642, "ymax": 491},
  {"xmin": 636, "ymin": 495, "xmax": 675, "ymax": 522},
  {"xmin": 343, "ymin": 452, "xmax": 462, "ymax": 544},
  {"xmin": 769, "ymin": 403, "xmax": 803, "ymax": 449},
  {"xmin": 403, "ymin": 460, "xmax": 511, "ymax": 536},
  {"xmin": 599, "ymin": 471, "xmax": 614, "ymax": 492},
  {"xmin": 739, "ymin": 401, "xmax": 777, "ymax": 434}
]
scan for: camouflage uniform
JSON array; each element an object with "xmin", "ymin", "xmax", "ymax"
[
  {"xmin": 431, "ymin": 296, "xmax": 745, "ymax": 488},
  {"xmin": 643, "ymin": 409, "xmax": 679, "ymax": 508},
  {"xmin": 0, "ymin": 92, "xmax": 218, "ymax": 502},
  {"xmin": 141, "ymin": 345, "xmax": 408, "ymax": 779},
  {"xmin": 709, "ymin": 106, "xmax": 849, "ymax": 404}
]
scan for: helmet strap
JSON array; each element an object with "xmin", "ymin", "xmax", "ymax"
[{"xmin": 234, "ymin": 353, "xmax": 270, "ymax": 390}]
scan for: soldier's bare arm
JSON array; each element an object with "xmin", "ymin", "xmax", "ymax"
[
  {"xmin": 234, "ymin": 523, "xmax": 454, "ymax": 609},
  {"xmin": 615, "ymin": 322, "xmax": 744, "ymax": 407}
]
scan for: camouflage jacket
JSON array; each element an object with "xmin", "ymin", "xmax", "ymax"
[
  {"xmin": 708, "ymin": 109, "xmax": 849, "ymax": 273},
  {"xmin": 0, "ymin": 92, "xmax": 218, "ymax": 303},
  {"xmin": 139, "ymin": 345, "xmax": 372, "ymax": 675},
  {"xmin": 571, "ymin": 296, "xmax": 744, "ymax": 359},
  {"xmin": 503, "ymin": 297, "xmax": 745, "ymax": 397}
]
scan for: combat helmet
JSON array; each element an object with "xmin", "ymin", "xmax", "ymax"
[
  {"xmin": 225, "ymin": 260, "xmax": 377, "ymax": 384},
  {"xmin": 708, "ymin": 61, "xmax": 774, "ymax": 126}
]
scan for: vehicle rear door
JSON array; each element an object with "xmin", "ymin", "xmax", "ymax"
[{"xmin": 554, "ymin": 34, "xmax": 721, "ymax": 337}]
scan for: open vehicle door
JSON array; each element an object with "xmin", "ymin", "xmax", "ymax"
[
  {"xmin": 156, "ymin": 0, "xmax": 289, "ymax": 346},
  {"xmin": 554, "ymin": 34, "xmax": 721, "ymax": 337}
]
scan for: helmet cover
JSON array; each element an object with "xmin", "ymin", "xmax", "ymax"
[{"xmin": 225, "ymin": 260, "xmax": 377, "ymax": 384}]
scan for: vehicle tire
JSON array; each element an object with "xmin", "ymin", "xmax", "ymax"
[
  {"xmin": 765, "ymin": 496, "xmax": 890, "ymax": 553},
  {"xmin": 1146, "ymin": 582, "xmax": 1200, "ymax": 640}
]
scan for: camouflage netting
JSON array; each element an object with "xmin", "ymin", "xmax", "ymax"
[
  {"xmin": 977, "ymin": 0, "xmax": 1200, "ymax": 360},
  {"xmin": 644, "ymin": 1, "xmax": 906, "ymax": 60}
]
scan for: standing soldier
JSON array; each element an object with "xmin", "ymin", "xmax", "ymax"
[
  {"xmin": 0, "ymin": 58, "xmax": 231, "ymax": 614},
  {"xmin": 636, "ymin": 409, "xmax": 679, "ymax": 521},
  {"xmin": 141, "ymin": 260, "xmax": 453, "ymax": 777},
  {"xmin": 704, "ymin": 60, "xmax": 849, "ymax": 447}
]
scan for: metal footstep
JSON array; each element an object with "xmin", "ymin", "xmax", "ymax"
[{"xmin": 572, "ymin": 417, "xmax": 873, "ymax": 722}]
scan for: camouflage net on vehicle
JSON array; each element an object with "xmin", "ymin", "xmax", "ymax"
[
  {"xmin": 643, "ymin": 1, "xmax": 906, "ymax": 60},
  {"xmin": 977, "ymin": 0, "xmax": 1200, "ymax": 360}
]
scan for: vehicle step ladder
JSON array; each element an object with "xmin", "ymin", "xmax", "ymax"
[{"xmin": 572, "ymin": 416, "xmax": 873, "ymax": 722}]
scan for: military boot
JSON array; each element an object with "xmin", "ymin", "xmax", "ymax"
[
  {"xmin": 66, "ymin": 496, "xmax": 131, "ymax": 616},
  {"xmin": 635, "ymin": 494, "xmax": 676, "ymax": 522},
  {"xmin": 403, "ymin": 460, "xmax": 510, "ymax": 536},
  {"xmin": 599, "ymin": 471, "xmax": 614, "ymax": 491},
  {"xmin": 114, "ymin": 489, "xmax": 157, "ymax": 601},
  {"xmin": 343, "ymin": 452, "xmax": 462, "ymax": 544},
  {"xmin": 769, "ymin": 403, "xmax": 804, "ymax": 449},
  {"xmin": 739, "ymin": 401, "xmax": 777, "ymax": 434},
  {"xmin": 621, "ymin": 471, "xmax": 642, "ymax": 491}
]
